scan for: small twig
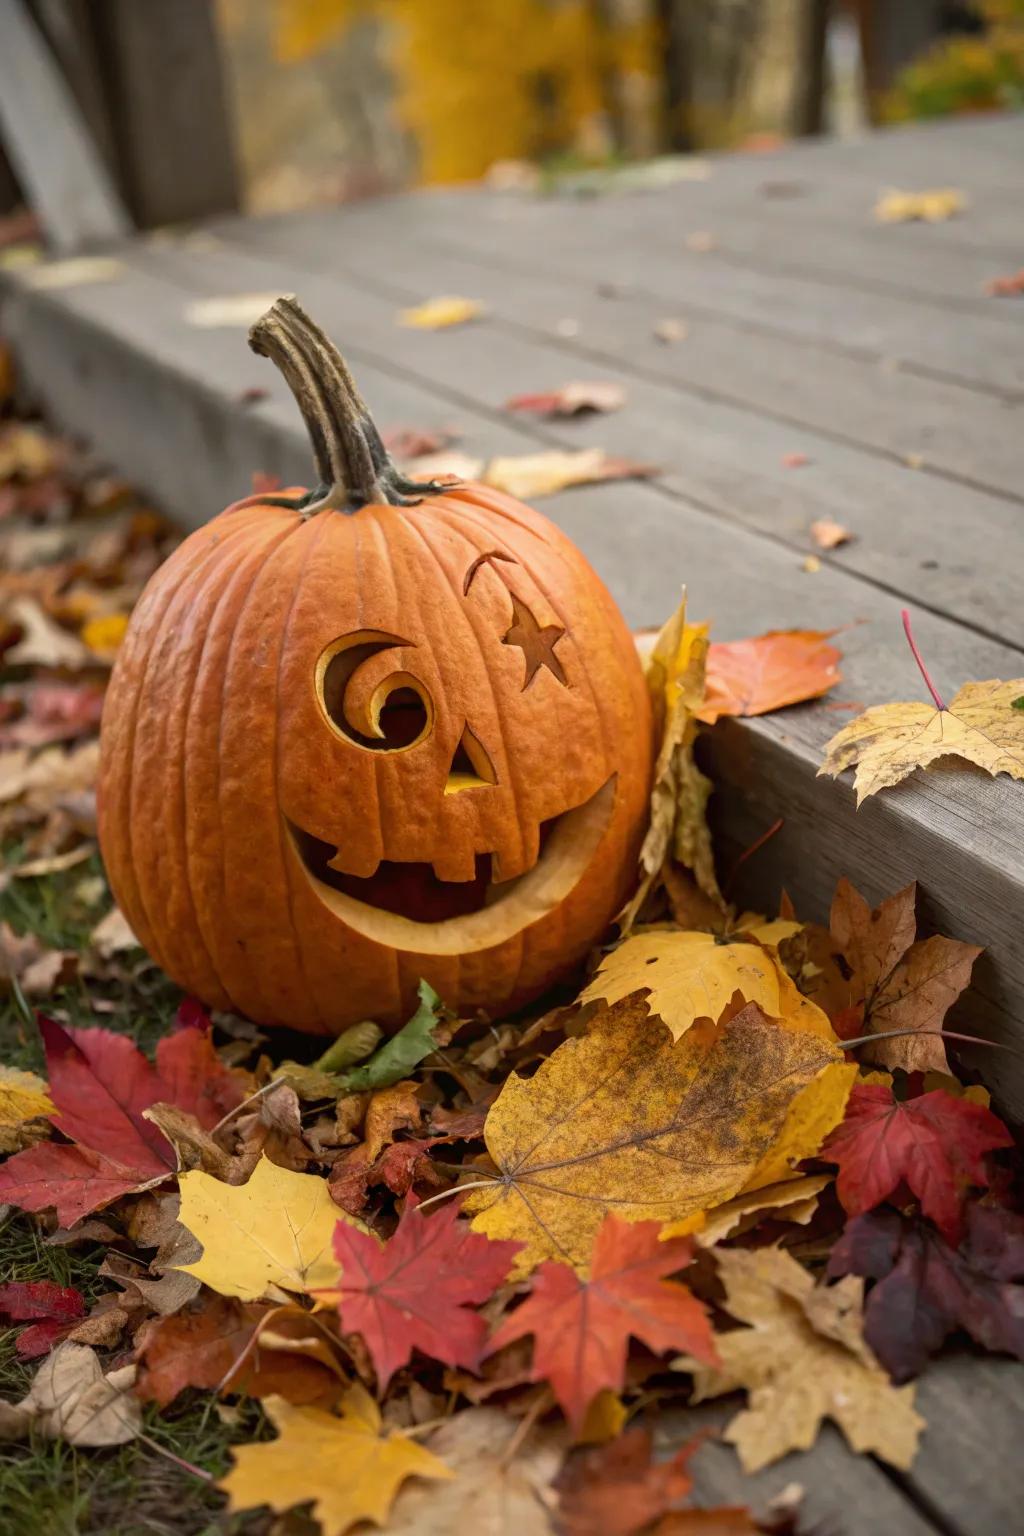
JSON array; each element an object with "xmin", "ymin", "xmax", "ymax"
[
  {"xmin": 136, "ymin": 1428, "xmax": 215, "ymax": 1484},
  {"xmin": 901, "ymin": 608, "xmax": 945, "ymax": 711},
  {"xmin": 725, "ymin": 817, "xmax": 784, "ymax": 896},
  {"xmin": 208, "ymin": 1079, "xmax": 279, "ymax": 1139},
  {"xmin": 499, "ymin": 1388, "xmax": 553, "ymax": 1467},
  {"xmin": 841, "ymin": 1024, "xmax": 1013, "ymax": 1054},
  {"xmin": 414, "ymin": 1178, "xmax": 499, "ymax": 1213}
]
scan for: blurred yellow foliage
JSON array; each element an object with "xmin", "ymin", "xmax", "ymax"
[{"xmin": 269, "ymin": 0, "xmax": 660, "ymax": 183}]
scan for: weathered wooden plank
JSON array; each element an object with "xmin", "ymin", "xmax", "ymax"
[
  {"xmin": 0, "ymin": 0, "xmax": 130, "ymax": 251},
  {"xmin": 898, "ymin": 1353, "xmax": 1024, "ymax": 1534},
  {"xmin": 655, "ymin": 1400, "xmax": 939, "ymax": 1535},
  {"xmin": 4, "ymin": 257, "xmax": 1024, "ymax": 1116},
  {"xmin": 140, "ymin": 234, "xmax": 1024, "ymax": 650},
  {"xmin": 659, "ymin": 1350, "xmax": 1024, "ymax": 1536},
  {"xmin": 224, "ymin": 203, "xmax": 1024, "ymax": 505},
  {"xmin": 248, "ymin": 198, "xmax": 1024, "ymax": 399}
]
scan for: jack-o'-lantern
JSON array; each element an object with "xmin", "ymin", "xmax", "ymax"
[{"xmin": 97, "ymin": 298, "xmax": 653, "ymax": 1033}]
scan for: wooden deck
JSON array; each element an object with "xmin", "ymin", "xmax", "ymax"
[{"xmin": 2, "ymin": 113, "xmax": 1023, "ymax": 1533}]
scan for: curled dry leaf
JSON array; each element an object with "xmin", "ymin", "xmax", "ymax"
[
  {"xmin": 623, "ymin": 593, "xmax": 717, "ymax": 932},
  {"xmin": 686, "ymin": 1247, "xmax": 924, "ymax": 1472},
  {"xmin": 466, "ymin": 999, "xmax": 853, "ymax": 1273},
  {"xmin": 385, "ymin": 1406, "xmax": 566, "ymax": 1535},
  {"xmin": 2, "ymin": 595, "xmax": 94, "ymax": 669},
  {"xmin": 0, "ymin": 1341, "xmax": 141, "ymax": 1447},
  {"xmin": 699, "ymin": 630, "xmax": 842, "ymax": 724},
  {"xmin": 219, "ymin": 1383, "xmax": 451, "ymax": 1534},
  {"xmin": 176, "ymin": 1154, "xmax": 364, "ymax": 1301},
  {"xmin": 487, "ymin": 1216, "xmax": 716, "ymax": 1431}
]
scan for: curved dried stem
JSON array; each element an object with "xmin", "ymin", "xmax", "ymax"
[{"xmin": 249, "ymin": 296, "xmax": 450, "ymax": 515}]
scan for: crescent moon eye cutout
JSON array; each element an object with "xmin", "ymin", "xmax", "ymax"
[{"xmin": 315, "ymin": 630, "xmax": 434, "ymax": 751}]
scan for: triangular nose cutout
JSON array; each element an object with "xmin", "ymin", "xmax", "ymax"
[{"xmin": 444, "ymin": 724, "xmax": 498, "ymax": 796}]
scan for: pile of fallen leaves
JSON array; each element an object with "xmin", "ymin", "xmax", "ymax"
[{"xmin": 3, "ymin": 387, "xmax": 1024, "ymax": 1536}]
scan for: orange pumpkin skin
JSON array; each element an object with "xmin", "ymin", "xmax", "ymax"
[
  {"xmin": 99, "ymin": 297, "xmax": 654, "ymax": 1032},
  {"xmin": 97, "ymin": 307, "xmax": 653, "ymax": 1033}
]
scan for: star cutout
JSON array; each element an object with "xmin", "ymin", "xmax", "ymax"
[{"xmin": 503, "ymin": 596, "xmax": 567, "ymax": 688}]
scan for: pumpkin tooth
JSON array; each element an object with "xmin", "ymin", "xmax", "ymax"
[
  {"xmin": 430, "ymin": 849, "xmax": 479, "ymax": 884},
  {"xmin": 326, "ymin": 848, "xmax": 379, "ymax": 879}
]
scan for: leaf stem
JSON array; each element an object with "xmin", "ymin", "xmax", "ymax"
[
  {"xmin": 901, "ymin": 609, "xmax": 945, "ymax": 711},
  {"xmin": 841, "ymin": 1026, "xmax": 1012, "ymax": 1053},
  {"xmin": 414, "ymin": 1178, "xmax": 498, "ymax": 1213}
]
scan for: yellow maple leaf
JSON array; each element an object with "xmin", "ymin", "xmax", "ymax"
[
  {"xmin": 580, "ymin": 929, "xmax": 834, "ymax": 1043},
  {"xmin": 820, "ymin": 679, "xmax": 1024, "ymax": 804},
  {"xmin": 176, "ymin": 1154, "xmax": 362, "ymax": 1301},
  {"xmin": 0, "ymin": 1065, "xmax": 55, "ymax": 1154},
  {"xmin": 465, "ymin": 999, "xmax": 853, "ymax": 1274},
  {"xmin": 622, "ymin": 594, "xmax": 718, "ymax": 932},
  {"xmin": 220, "ymin": 1383, "xmax": 451, "ymax": 1533},
  {"xmin": 483, "ymin": 448, "xmax": 652, "ymax": 500},
  {"xmin": 684, "ymin": 1247, "xmax": 924, "ymax": 1472},
  {"xmin": 398, "ymin": 296, "xmax": 484, "ymax": 329}
]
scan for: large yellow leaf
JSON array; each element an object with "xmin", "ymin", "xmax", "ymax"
[
  {"xmin": 622, "ymin": 594, "xmax": 717, "ymax": 932},
  {"xmin": 465, "ymin": 1000, "xmax": 853, "ymax": 1274},
  {"xmin": 0, "ymin": 1065, "xmax": 54, "ymax": 1153},
  {"xmin": 820, "ymin": 679, "xmax": 1024, "ymax": 804},
  {"xmin": 685, "ymin": 1247, "xmax": 924, "ymax": 1472},
  {"xmin": 220, "ymin": 1383, "xmax": 451, "ymax": 1534},
  {"xmin": 176, "ymin": 1154, "xmax": 359, "ymax": 1301},
  {"xmin": 580, "ymin": 929, "xmax": 834, "ymax": 1043}
]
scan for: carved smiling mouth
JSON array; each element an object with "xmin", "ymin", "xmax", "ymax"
[{"xmin": 284, "ymin": 777, "xmax": 616, "ymax": 955}]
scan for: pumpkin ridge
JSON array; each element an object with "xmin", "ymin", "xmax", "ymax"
[
  {"xmin": 434, "ymin": 498, "xmax": 619, "ymax": 803},
  {"xmin": 121, "ymin": 514, "xmax": 275, "ymax": 991},
  {"xmin": 181, "ymin": 516, "xmax": 305, "ymax": 1011},
  {"xmin": 269, "ymin": 514, "xmax": 336, "ymax": 1030},
  {"xmin": 394, "ymin": 504, "xmax": 528, "ymax": 880}
]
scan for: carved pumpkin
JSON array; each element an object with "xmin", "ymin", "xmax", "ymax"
[{"xmin": 97, "ymin": 298, "xmax": 653, "ymax": 1033}]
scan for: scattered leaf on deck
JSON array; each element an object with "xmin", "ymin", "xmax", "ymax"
[
  {"xmin": 875, "ymin": 188, "xmax": 965, "ymax": 222},
  {"xmin": 821, "ymin": 679, "xmax": 1024, "ymax": 802},
  {"xmin": 505, "ymin": 381, "xmax": 626, "ymax": 418},
  {"xmin": 699, "ymin": 630, "xmax": 842, "ymax": 723},
  {"xmin": 399, "ymin": 296, "xmax": 484, "ymax": 329},
  {"xmin": 810, "ymin": 518, "xmax": 852, "ymax": 549}
]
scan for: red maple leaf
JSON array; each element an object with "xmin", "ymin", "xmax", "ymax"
[
  {"xmin": 486, "ymin": 1215, "xmax": 719, "ymax": 1432},
  {"xmin": 0, "ymin": 1013, "xmax": 245, "ymax": 1225},
  {"xmin": 821, "ymin": 1082, "xmax": 1012, "ymax": 1243},
  {"xmin": 0, "ymin": 1280, "xmax": 85, "ymax": 1358},
  {"xmin": 317, "ymin": 1195, "xmax": 521, "ymax": 1388}
]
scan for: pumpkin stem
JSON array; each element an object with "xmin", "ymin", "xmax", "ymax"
[{"xmin": 248, "ymin": 296, "xmax": 450, "ymax": 515}]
